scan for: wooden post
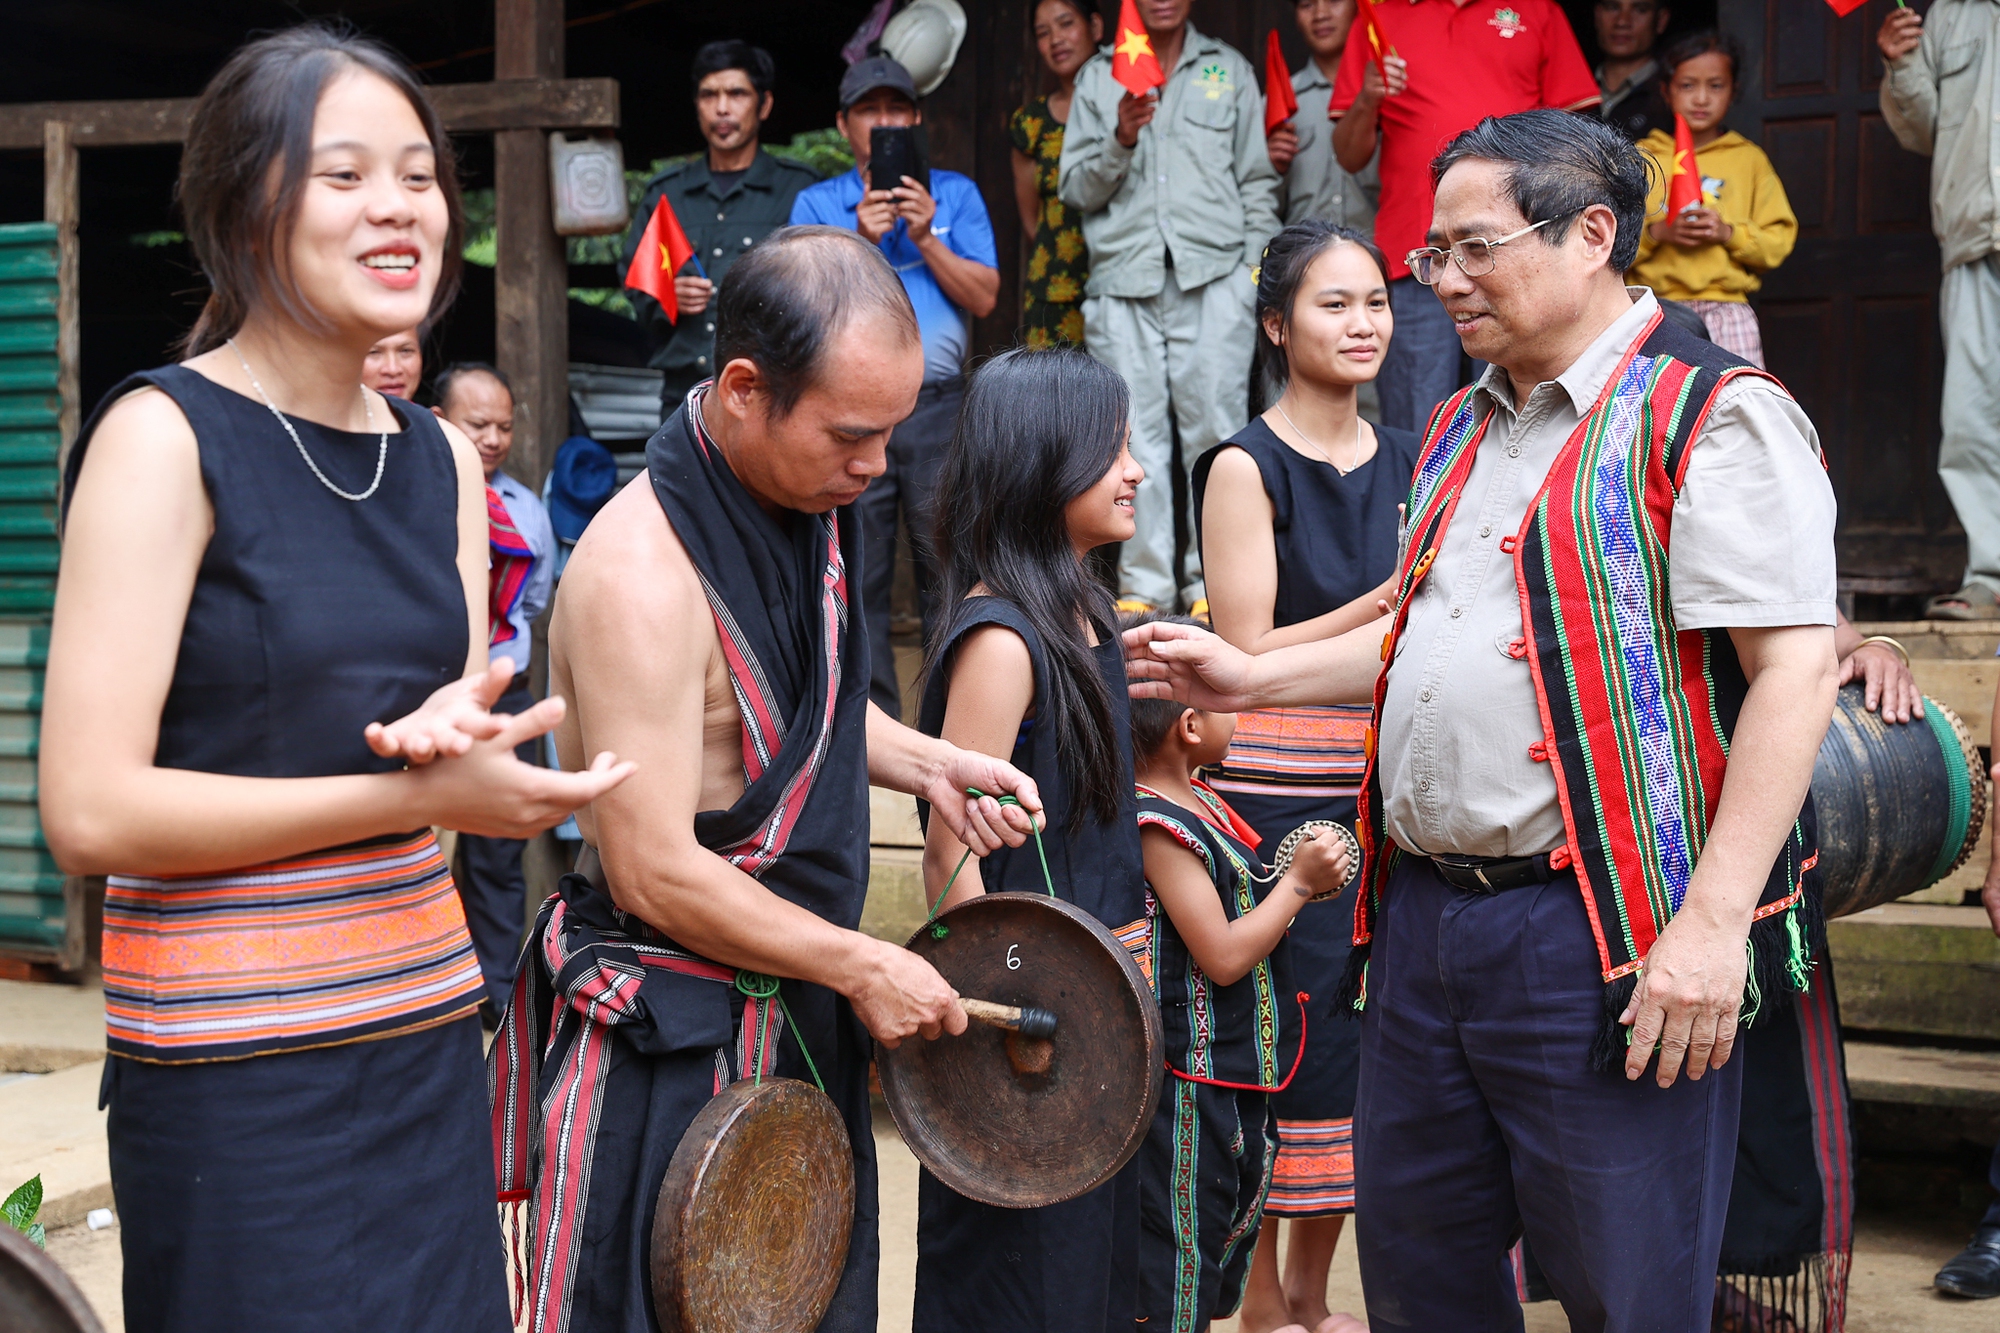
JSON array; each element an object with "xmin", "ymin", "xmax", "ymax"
[
  {"xmin": 493, "ymin": 0, "xmax": 568, "ymax": 491},
  {"xmin": 43, "ymin": 120, "xmax": 79, "ymax": 466}
]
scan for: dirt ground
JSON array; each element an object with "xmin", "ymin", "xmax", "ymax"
[{"xmin": 37, "ymin": 1109, "xmax": 1999, "ymax": 1332}]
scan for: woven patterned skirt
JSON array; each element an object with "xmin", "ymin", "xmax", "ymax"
[{"xmin": 1209, "ymin": 786, "xmax": 1361, "ymax": 1218}]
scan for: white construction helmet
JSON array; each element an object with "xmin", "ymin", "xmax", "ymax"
[{"xmin": 881, "ymin": 0, "xmax": 967, "ymax": 97}]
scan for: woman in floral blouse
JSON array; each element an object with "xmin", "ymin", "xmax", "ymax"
[{"xmin": 1010, "ymin": 0, "xmax": 1101, "ymax": 349}]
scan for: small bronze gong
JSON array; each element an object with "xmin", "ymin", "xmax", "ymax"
[
  {"xmin": 1269, "ymin": 819, "xmax": 1363, "ymax": 901},
  {"xmin": 650, "ymin": 1076, "xmax": 854, "ymax": 1333},
  {"xmin": 879, "ymin": 892, "xmax": 1165, "ymax": 1208},
  {"xmin": 0, "ymin": 1225, "xmax": 104, "ymax": 1333}
]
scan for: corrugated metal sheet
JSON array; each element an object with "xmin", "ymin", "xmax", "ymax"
[
  {"xmin": 569, "ymin": 362, "xmax": 663, "ymax": 442},
  {"xmin": 0, "ymin": 223, "xmax": 66, "ymax": 960}
]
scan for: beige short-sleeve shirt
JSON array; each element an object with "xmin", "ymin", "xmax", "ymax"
[{"xmin": 1375, "ymin": 290, "xmax": 1838, "ymax": 859}]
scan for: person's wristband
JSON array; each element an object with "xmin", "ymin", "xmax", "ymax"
[{"xmin": 1858, "ymin": 635, "xmax": 1911, "ymax": 668}]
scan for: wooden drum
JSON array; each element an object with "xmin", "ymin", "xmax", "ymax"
[{"xmin": 1814, "ymin": 682, "xmax": 1988, "ymax": 919}]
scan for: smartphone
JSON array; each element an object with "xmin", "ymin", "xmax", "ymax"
[{"xmin": 869, "ymin": 125, "xmax": 931, "ymax": 194}]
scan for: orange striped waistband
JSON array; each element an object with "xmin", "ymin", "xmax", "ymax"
[{"xmin": 103, "ymin": 830, "xmax": 484, "ymax": 1063}]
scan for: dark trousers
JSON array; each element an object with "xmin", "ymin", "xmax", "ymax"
[
  {"xmin": 1377, "ymin": 278, "xmax": 1484, "ymax": 434},
  {"xmin": 857, "ymin": 378, "xmax": 962, "ymax": 715},
  {"xmin": 457, "ymin": 682, "xmax": 537, "ymax": 1012},
  {"xmin": 1354, "ymin": 856, "xmax": 1743, "ymax": 1333}
]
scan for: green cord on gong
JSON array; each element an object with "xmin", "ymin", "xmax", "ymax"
[
  {"xmin": 923, "ymin": 789, "xmax": 1055, "ymax": 938},
  {"xmin": 734, "ymin": 969, "xmax": 826, "ymax": 1094}
]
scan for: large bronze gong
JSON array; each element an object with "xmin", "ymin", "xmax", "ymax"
[
  {"xmin": 650, "ymin": 1076, "xmax": 854, "ymax": 1333},
  {"xmin": 879, "ymin": 892, "xmax": 1164, "ymax": 1208},
  {"xmin": 0, "ymin": 1226, "xmax": 104, "ymax": 1333}
]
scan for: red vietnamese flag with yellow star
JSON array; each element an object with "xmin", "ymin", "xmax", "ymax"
[
  {"xmin": 1112, "ymin": 0, "xmax": 1167, "ymax": 96},
  {"xmin": 1666, "ymin": 111, "xmax": 1702, "ymax": 217},
  {"xmin": 623, "ymin": 194, "xmax": 698, "ymax": 324}
]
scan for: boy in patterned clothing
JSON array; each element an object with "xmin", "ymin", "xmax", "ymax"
[{"xmin": 1127, "ymin": 617, "xmax": 1353, "ymax": 1333}]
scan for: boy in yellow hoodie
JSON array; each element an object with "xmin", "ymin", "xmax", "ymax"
[{"xmin": 1628, "ymin": 30, "xmax": 1797, "ymax": 367}]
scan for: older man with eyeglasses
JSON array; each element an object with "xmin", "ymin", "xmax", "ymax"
[{"xmin": 1122, "ymin": 109, "xmax": 1838, "ymax": 1331}]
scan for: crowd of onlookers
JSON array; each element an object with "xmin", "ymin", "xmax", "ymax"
[
  {"xmin": 354, "ymin": 0, "xmax": 2000, "ymax": 1303},
  {"xmin": 578, "ymin": 0, "xmax": 1810, "ymax": 631}
]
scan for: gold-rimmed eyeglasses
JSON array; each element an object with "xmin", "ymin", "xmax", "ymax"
[{"xmin": 1405, "ymin": 212, "xmax": 1575, "ymax": 286}]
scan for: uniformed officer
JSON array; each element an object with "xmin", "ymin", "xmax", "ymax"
[
  {"xmin": 1059, "ymin": 0, "xmax": 1280, "ymax": 614},
  {"xmin": 619, "ymin": 40, "xmax": 820, "ymax": 415}
]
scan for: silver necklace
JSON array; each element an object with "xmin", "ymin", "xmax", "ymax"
[
  {"xmin": 1275, "ymin": 401, "xmax": 1364, "ymax": 475},
  {"xmin": 226, "ymin": 337, "xmax": 387, "ymax": 501}
]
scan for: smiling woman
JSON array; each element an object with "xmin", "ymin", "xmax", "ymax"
[{"xmin": 36, "ymin": 22, "xmax": 632, "ymax": 1333}]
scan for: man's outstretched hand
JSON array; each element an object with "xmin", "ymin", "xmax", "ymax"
[
  {"xmin": 925, "ymin": 749, "xmax": 1045, "ymax": 855},
  {"xmin": 1122, "ymin": 619, "xmax": 1260, "ymax": 712}
]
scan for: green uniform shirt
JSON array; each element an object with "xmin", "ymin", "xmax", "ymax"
[
  {"xmin": 1057, "ymin": 26, "xmax": 1282, "ymax": 300},
  {"xmin": 619, "ymin": 148, "xmax": 822, "ymax": 405}
]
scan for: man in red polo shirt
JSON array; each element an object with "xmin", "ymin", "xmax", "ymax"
[{"xmin": 1331, "ymin": 0, "xmax": 1598, "ymax": 431}]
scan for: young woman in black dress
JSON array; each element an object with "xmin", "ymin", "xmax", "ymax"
[
  {"xmin": 912, "ymin": 347, "xmax": 1148, "ymax": 1333},
  {"xmin": 39, "ymin": 26, "xmax": 631, "ymax": 1332},
  {"xmin": 1193, "ymin": 221, "xmax": 1416, "ymax": 1333}
]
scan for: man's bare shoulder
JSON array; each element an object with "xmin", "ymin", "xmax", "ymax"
[{"xmin": 556, "ymin": 475, "xmax": 707, "ymax": 627}]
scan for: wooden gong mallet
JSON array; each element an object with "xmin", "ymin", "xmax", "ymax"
[
  {"xmin": 959, "ymin": 997, "xmax": 1058, "ymax": 1039},
  {"xmin": 959, "ymin": 996, "xmax": 1060, "ymax": 1076}
]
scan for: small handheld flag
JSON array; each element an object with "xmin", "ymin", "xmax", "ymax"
[
  {"xmin": 1353, "ymin": 0, "xmax": 1393, "ymax": 81},
  {"xmin": 1111, "ymin": 0, "xmax": 1167, "ymax": 96},
  {"xmin": 1264, "ymin": 31, "xmax": 1299, "ymax": 133},
  {"xmin": 1666, "ymin": 112, "xmax": 1703, "ymax": 217},
  {"xmin": 623, "ymin": 194, "xmax": 699, "ymax": 324}
]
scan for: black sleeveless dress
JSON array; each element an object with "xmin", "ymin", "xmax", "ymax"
[
  {"xmin": 67, "ymin": 366, "xmax": 506, "ymax": 1333},
  {"xmin": 911, "ymin": 595, "xmax": 1147, "ymax": 1333},
  {"xmin": 1190, "ymin": 415, "xmax": 1419, "ymax": 1218}
]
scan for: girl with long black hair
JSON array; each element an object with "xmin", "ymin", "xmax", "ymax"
[
  {"xmin": 911, "ymin": 347, "xmax": 1146, "ymax": 1333},
  {"xmin": 1192, "ymin": 220, "xmax": 1415, "ymax": 1333}
]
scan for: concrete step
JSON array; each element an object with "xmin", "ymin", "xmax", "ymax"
[
  {"xmin": 1846, "ymin": 1040, "xmax": 2000, "ymax": 1111},
  {"xmin": 0, "ymin": 1058, "xmax": 108, "ymax": 1231},
  {"xmin": 1828, "ymin": 903, "xmax": 2000, "ymax": 1042}
]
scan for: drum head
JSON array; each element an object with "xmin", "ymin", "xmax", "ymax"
[
  {"xmin": 0, "ymin": 1226, "xmax": 104, "ymax": 1333},
  {"xmin": 879, "ymin": 892, "xmax": 1164, "ymax": 1209},
  {"xmin": 650, "ymin": 1077, "xmax": 854, "ymax": 1333}
]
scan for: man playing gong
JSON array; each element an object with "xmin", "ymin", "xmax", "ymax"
[
  {"xmin": 490, "ymin": 225, "xmax": 1045, "ymax": 1333},
  {"xmin": 1125, "ymin": 110, "xmax": 1839, "ymax": 1330}
]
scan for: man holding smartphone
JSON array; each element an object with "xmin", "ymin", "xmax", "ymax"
[{"xmin": 791, "ymin": 55, "xmax": 999, "ymax": 715}]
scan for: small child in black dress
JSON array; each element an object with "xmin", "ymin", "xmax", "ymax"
[{"xmin": 1127, "ymin": 615, "xmax": 1352, "ymax": 1333}]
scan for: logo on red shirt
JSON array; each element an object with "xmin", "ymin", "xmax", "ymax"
[{"xmin": 1488, "ymin": 6, "xmax": 1526, "ymax": 37}]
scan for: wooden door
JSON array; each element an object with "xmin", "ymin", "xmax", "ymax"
[{"xmin": 1725, "ymin": 0, "xmax": 1960, "ymax": 597}]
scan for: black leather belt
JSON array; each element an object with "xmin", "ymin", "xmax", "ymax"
[{"xmin": 1427, "ymin": 852, "xmax": 1565, "ymax": 894}]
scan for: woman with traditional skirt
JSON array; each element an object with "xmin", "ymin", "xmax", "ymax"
[
  {"xmin": 38, "ymin": 25, "xmax": 631, "ymax": 1333},
  {"xmin": 1191, "ymin": 221, "xmax": 1416, "ymax": 1333},
  {"xmin": 911, "ymin": 348, "xmax": 1149, "ymax": 1333}
]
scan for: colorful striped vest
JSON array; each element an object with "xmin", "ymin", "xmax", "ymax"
[{"xmin": 1350, "ymin": 312, "xmax": 1821, "ymax": 1065}]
